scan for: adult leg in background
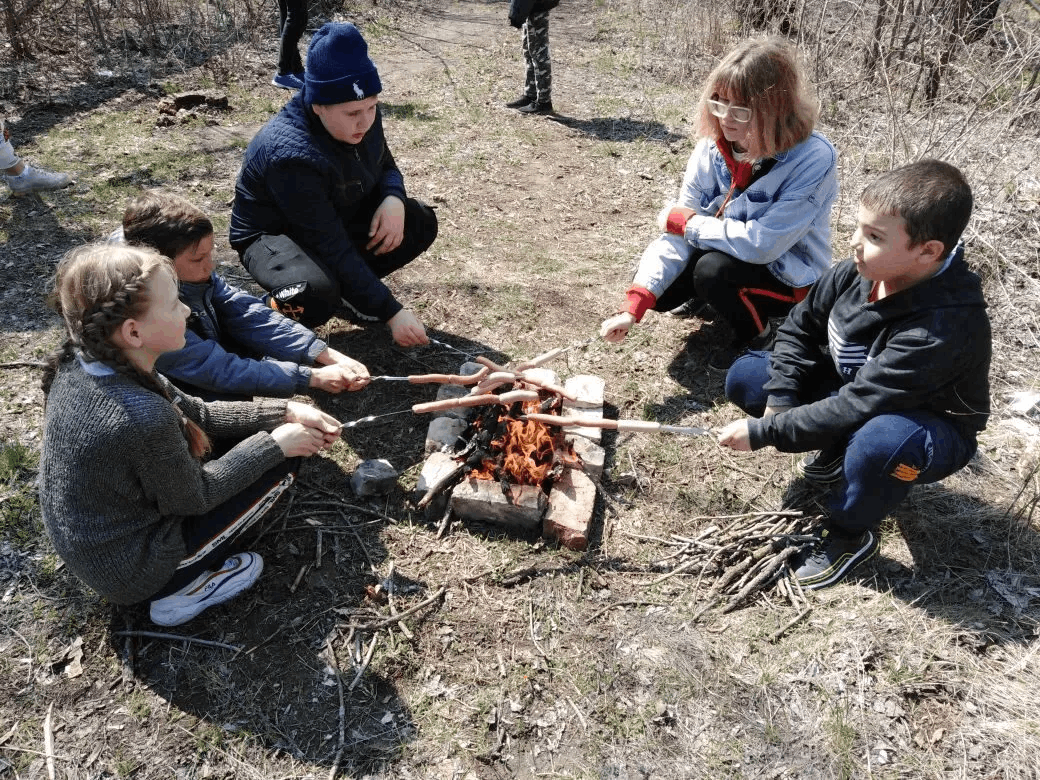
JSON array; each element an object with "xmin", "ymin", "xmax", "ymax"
[
  {"xmin": 522, "ymin": 10, "xmax": 552, "ymax": 107},
  {"xmin": 276, "ymin": 0, "xmax": 307, "ymax": 77}
]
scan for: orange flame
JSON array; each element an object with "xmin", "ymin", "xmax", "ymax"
[{"xmin": 470, "ymin": 415, "xmax": 556, "ymax": 485}]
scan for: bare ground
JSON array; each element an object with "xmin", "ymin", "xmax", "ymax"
[{"xmin": 2, "ymin": 1, "xmax": 1040, "ymax": 778}]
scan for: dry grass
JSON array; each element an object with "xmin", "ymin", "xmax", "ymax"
[{"xmin": 1, "ymin": 0, "xmax": 1040, "ymax": 778}]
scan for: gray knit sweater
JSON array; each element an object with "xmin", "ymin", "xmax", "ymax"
[{"xmin": 40, "ymin": 356, "xmax": 288, "ymax": 604}]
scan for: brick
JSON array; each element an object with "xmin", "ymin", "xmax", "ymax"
[
  {"xmin": 425, "ymin": 416, "xmax": 467, "ymax": 454},
  {"xmin": 561, "ymin": 374, "xmax": 604, "ymax": 442},
  {"xmin": 563, "ymin": 375, "xmax": 605, "ymax": 409},
  {"xmin": 520, "ymin": 367, "xmax": 559, "ymax": 387},
  {"xmin": 543, "ymin": 468, "xmax": 597, "ymax": 551},
  {"xmin": 350, "ymin": 458, "xmax": 398, "ymax": 497},
  {"xmin": 565, "ymin": 436, "xmax": 605, "ymax": 482},
  {"xmin": 451, "ymin": 476, "xmax": 547, "ymax": 531},
  {"xmin": 415, "ymin": 451, "xmax": 459, "ymax": 498}
]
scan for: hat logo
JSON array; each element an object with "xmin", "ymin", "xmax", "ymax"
[{"xmin": 352, "ymin": 81, "xmax": 365, "ymax": 99}]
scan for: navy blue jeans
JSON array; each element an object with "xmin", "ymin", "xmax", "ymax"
[{"xmin": 726, "ymin": 351, "xmax": 977, "ymax": 536}]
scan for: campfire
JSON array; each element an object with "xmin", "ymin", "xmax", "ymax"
[{"xmin": 412, "ymin": 355, "xmax": 605, "ymax": 550}]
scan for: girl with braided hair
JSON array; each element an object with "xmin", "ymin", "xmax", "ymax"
[{"xmin": 39, "ymin": 243, "xmax": 342, "ymax": 626}]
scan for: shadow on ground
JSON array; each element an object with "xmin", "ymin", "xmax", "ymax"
[
  {"xmin": 105, "ymin": 453, "xmax": 431, "ymax": 775},
  {"xmin": 548, "ymin": 114, "xmax": 686, "ymax": 145},
  {"xmin": 783, "ymin": 476, "xmax": 1040, "ymax": 648}
]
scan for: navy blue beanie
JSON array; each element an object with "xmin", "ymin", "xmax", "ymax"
[{"xmin": 304, "ymin": 23, "xmax": 382, "ymax": 106}]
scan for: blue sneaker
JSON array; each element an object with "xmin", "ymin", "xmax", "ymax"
[
  {"xmin": 271, "ymin": 72, "xmax": 304, "ymax": 91},
  {"xmin": 149, "ymin": 552, "xmax": 264, "ymax": 626}
]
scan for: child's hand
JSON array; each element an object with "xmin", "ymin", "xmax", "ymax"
[
  {"xmin": 285, "ymin": 401, "xmax": 342, "ymax": 450},
  {"xmin": 600, "ymin": 312, "xmax": 636, "ymax": 343},
  {"xmin": 271, "ymin": 422, "xmax": 330, "ymax": 457},
  {"xmin": 717, "ymin": 419, "xmax": 752, "ymax": 451},
  {"xmin": 367, "ymin": 195, "xmax": 405, "ymax": 255},
  {"xmin": 388, "ymin": 309, "xmax": 429, "ymax": 346},
  {"xmin": 310, "ymin": 361, "xmax": 371, "ymax": 392}
]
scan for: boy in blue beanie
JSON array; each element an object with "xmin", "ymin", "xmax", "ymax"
[
  {"xmin": 717, "ymin": 160, "xmax": 990, "ymax": 590},
  {"xmin": 231, "ymin": 22, "xmax": 438, "ymax": 346}
]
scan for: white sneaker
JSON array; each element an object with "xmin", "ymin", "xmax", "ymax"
[
  {"xmin": 5, "ymin": 163, "xmax": 73, "ymax": 196},
  {"xmin": 149, "ymin": 552, "xmax": 264, "ymax": 627}
]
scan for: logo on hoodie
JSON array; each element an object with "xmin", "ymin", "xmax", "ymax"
[{"xmin": 353, "ymin": 81, "xmax": 365, "ymax": 99}]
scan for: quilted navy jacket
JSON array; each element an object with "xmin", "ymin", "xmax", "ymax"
[
  {"xmin": 230, "ymin": 93, "xmax": 408, "ymax": 321},
  {"xmin": 154, "ymin": 273, "xmax": 326, "ymax": 397}
]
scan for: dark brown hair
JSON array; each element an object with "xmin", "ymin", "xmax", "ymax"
[
  {"xmin": 122, "ymin": 190, "xmax": 213, "ymax": 261},
  {"xmin": 697, "ymin": 37, "xmax": 817, "ymax": 160},
  {"xmin": 860, "ymin": 159, "xmax": 973, "ymax": 258},
  {"xmin": 45, "ymin": 243, "xmax": 211, "ymax": 458}
]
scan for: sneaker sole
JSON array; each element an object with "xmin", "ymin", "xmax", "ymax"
[
  {"xmin": 150, "ymin": 554, "xmax": 264, "ymax": 626},
  {"xmin": 796, "ymin": 457, "xmax": 844, "ymax": 484},
  {"xmin": 796, "ymin": 533, "xmax": 879, "ymax": 590}
]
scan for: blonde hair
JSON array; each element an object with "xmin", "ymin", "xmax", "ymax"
[
  {"xmin": 45, "ymin": 243, "xmax": 211, "ymax": 458},
  {"xmin": 697, "ymin": 38, "xmax": 817, "ymax": 160}
]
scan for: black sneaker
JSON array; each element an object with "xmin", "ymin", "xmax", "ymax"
[
  {"xmin": 792, "ymin": 529, "xmax": 879, "ymax": 590},
  {"xmin": 797, "ymin": 446, "xmax": 845, "ymax": 483},
  {"xmin": 667, "ymin": 298, "xmax": 711, "ymax": 319},
  {"xmin": 505, "ymin": 95, "xmax": 536, "ymax": 109},
  {"xmin": 518, "ymin": 101, "xmax": 555, "ymax": 115}
]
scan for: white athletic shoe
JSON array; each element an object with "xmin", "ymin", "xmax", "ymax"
[
  {"xmin": 149, "ymin": 552, "xmax": 264, "ymax": 627},
  {"xmin": 5, "ymin": 163, "xmax": 73, "ymax": 196}
]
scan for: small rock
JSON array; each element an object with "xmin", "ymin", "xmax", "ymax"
[{"xmin": 350, "ymin": 459, "xmax": 398, "ymax": 497}]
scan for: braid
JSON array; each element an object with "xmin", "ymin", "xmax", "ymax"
[{"xmin": 49, "ymin": 242, "xmax": 212, "ymax": 458}]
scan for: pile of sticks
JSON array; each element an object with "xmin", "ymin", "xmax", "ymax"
[{"xmin": 636, "ymin": 509, "xmax": 823, "ymax": 620}]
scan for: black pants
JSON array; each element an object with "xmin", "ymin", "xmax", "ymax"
[
  {"xmin": 276, "ymin": 0, "xmax": 307, "ymax": 76},
  {"xmin": 241, "ymin": 197, "xmax": 438, "ymax": 329},
  {"xmin": 149, "ymin": 460, "xmax": 298, "ymax": 600},
  {"xmin": 652, "ymin": 249, "xmax": 805, "ymax": 343}
]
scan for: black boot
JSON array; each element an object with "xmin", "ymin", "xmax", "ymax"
[
  {"xmin": 505, "ymin": 95, "xmax": 536, "ymax": 109},
  {"xmin": 517, "ymin": 100, "xmax": 555, "ymax": 115}
]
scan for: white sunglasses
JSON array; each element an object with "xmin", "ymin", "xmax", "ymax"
[{"xmin": 707, "ymin": 98, "xmax": 752, "ymax": 124}]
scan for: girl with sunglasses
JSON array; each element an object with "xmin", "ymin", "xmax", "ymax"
[{"xmin": 600, "ymin": 38, "xmax": 838, "ymax": 370}]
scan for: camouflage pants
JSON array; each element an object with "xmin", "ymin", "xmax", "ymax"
[{"xmin": 522, "ymin": 10, "xmax": 552, "ymax": 104}]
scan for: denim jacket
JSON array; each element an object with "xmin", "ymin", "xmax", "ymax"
[
  {"xmin": 634, "ymin": 131, "xmax": 838, "ymax": 295},
  {"xmin": 154, "ymin": 273, "xmax": 326, "ymax": 398}
]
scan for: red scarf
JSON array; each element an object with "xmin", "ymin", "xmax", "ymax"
[{"xmin": 714, "ymin": 136, "xmax": 753, "ymax": 217}]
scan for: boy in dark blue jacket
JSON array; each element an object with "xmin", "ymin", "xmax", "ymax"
[
  {"xmin": 718, "ymin": 159, "xmax": 991, "ymax": 590},
  {"xmin": 231, "ymin": 22, "xmax": 438, "ymax": 345},
  {"xmin": 121, "ymin": 191, "xmax": 370, "ymax": 400}
]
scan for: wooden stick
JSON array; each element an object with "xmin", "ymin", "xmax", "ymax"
[
  {"xmin": 44, "ymin": 703, "xmax": 55, "ymax": 780},
  {"xmin": 327, "ymin": 636, "xmax": 347, "ymax": 780},
  {"xmin": 768, "ymin": 606, "xmax": 813, "ymax": 643},
  {"xmin": 0, "ymin": 361, "xmax": 47, "ymax": 369},
  {"xmin": 112, "ymin": 630, "xmax": 243, "ymax": 652},
  {"xmin": 351, "ymin": 586, "xmax": 447, "ymax": 631},
  {"xmin": 348, "ymin": 633, "xmax": 378, "ymax": 691}
]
